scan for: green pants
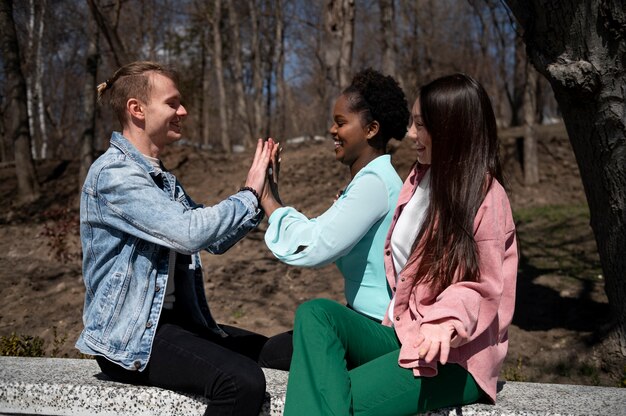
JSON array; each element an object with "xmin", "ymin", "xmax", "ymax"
[{"xmin": 284, "ymin": 299, "xmax": 482, "ymax": 416}]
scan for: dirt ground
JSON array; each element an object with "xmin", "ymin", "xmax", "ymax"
[{"xmin": 0, "ymin": 129, "xmax": 624, "ymax": 388}]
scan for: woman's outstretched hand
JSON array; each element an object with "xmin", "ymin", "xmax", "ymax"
[
  {"xmin": 415, "ymin": 320, "xmax": 457, "ymax": 365},
  {"xmin": 261, "ymin": 139, "xmax": 282, "ymax": 216},
  {"xmin": 245, "ymin": 138, "xmax": 274, "ymax": 199}
]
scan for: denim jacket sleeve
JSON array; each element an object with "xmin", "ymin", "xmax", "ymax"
[{"xmin": 87, "ymin": 157, "xmax": 262, "ymax": 255}]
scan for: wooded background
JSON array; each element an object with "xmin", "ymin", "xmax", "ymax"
[
  {"xmin": 1, "ymin": 0, "xmax": 625, "ymax": 359},
  {"xmin": 0, "ymin": 0, "xmax": 557, "ymax": 166}
]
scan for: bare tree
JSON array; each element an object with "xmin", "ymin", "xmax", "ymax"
[
  {"xmin": 504, "ymin": 0, "xmax": 626, "ymax": 354},
  {"xmin": 212, "ymin": 0, "xmax": 230, "ymax": 152},
  {"xmin": 272, "ymin": 0, "xmax": 287, "ymax": 138},
  {"xmin": 86, "ymin": 0, "xmax": 131, "ymax": 66},
  {"xmin": 0, "ymin": 90, "xmax": 5, "ymax": 162},
  {"xmin": 396, "ymin": 0, "xmax": 421, "ymax": 95},
  {"xmin": 141, "ymin": 0, "xmax": 157, "ymax": 60},
  {"xmin": 521, "ymin": 65, "xmax": 539, "ymax": 184},
  {"xmin": 248, "ymin": 0, "xmax": 265, "ymax": 138},
  {"xmin": 379, "ymin": 0, "xmax": 396, "ymax": 77},
  {"xmin": 79, "ymin": 17, "xmax": 99, "ymax": 192},
  {"xmin": 226, "ymin": 0, "xmax": 254, "ymax": 146},
  {"xmin": 25, "ymin": 0, "xmax": 48, "ymax": 159},
  {"xmin": 470, "ymin": 0, "xmax": 540, "ymax": 184},
  {"xmin": 396, "ymin": 1, "xmax": 482, "ymax": 97},
  {"xmin": 323, "ymin": 0, "xmax": 355, "ymax": 93},
  {"xmin": 0, "ymin": 0, "xmax": 40, "ymax": 202},
  {"xmin": 200, "ymin": 21, "xmax": 212, "ymax": 148}
]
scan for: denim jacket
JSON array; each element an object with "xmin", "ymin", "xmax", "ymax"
[{"xmin": 76, "ymin": 132, "xmax": 263, "ymax": 371}]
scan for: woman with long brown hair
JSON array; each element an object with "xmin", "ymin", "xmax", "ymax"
[{"xmin": 283, "ymin": 73, "xmax": 518, "ymax": 415}]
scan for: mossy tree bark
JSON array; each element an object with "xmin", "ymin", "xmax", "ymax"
[
  {"xmin": 0, "ymin": 0, "xmax": 40, "ymax": 203},
  {"xmin": 504, "ymin": 0, "xmax": 626, "ymax": 354}
]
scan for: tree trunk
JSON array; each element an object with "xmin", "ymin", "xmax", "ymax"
[
  {"xmin": 201, "ymin": 28, "xmax": 211, "ymax": 148},
  {"xmin": 79, "ymin": 18, "xmax": 99, "ymax": 193},
  {"xmin": 248, "ymin": 0, "xmax": 264, "ymax": 138},
  {"xmin": 34, "ymin": 0, "xmax": 47, "ymax": 159},
  {"xmin": 504, "ymin": 0, "xmax": 626, "ymax": 354},
  {"xmin": 0, "ymin": 0, "xmax": 40, "ymax": 203},
  {"xmin": 511, "ymin": 34, "xmax": 526, "ymax": 126},
  {"xmin": 142, "ymin": 0, "xmax": 157, "ymax": 60},
  {"xmin": 522, "ymin": 66, "xmax": 539, "ymax": 185},
  {"xmin": 379, "ymin": 0, "xmax": 396, "ymax": 77},
  {"xmin": 263, "ymin": 57, "xmax": 273, "ymax": 138},
  {"xmin": 273, "ymin": 0, "xmax": 286, "ymax": 138},
  {"xmin": 24, "ymin": 0, "xmax": 48, "ymax": 159},
  {"xmin": 324, "ymin": 0, "xmax": 355, "ymax": 93},
  {"xmin": 0, "ymin": 94, "xmax": 5, "ymax": 162},
  {"xmin": 86, "ymin": 0, "xmax": 130, "ymax": 67},
  {"xmin": 26, "ymin": 0, "xmax": 36, "ymax": 159},
  {"xmin": 212, "ymin": 0, "xmax": 230, "ymax": 153},
  {"xmin": 227, "ymin": 0, "xmax": 254, "ymax": 146},
  {"xmin": 339, "ymin": 0, "xmax": 355, "ymax": 90}
]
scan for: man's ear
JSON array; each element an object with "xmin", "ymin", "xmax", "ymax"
[
  {"xmin": 366, "ymin": 121, "xmax": 380, "ymax": 139},
  {"xmin": 127, "ymin": 98, "xmax": 144, "ymax": 120}
]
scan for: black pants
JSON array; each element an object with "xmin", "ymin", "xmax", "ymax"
[
  {"xmin": 96, "ymin": 310, "xmax": 269, "ymax": 416},
  {"xmin": 257, "ymin": 330, "xmax": 293, "ymax": 371}
]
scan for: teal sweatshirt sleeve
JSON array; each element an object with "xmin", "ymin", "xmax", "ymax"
[{"xmin": 264, "ymin": 172, "xmax": 390, "ymax": 267}]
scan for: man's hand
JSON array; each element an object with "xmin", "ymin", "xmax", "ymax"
[{"xmin": 245, "ymin": 138, "xmax": 274, "ymax": 198}]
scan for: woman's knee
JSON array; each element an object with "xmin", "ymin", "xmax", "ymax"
[{"xmin": 295, "ymin": 298, "xmax": 340, "ymax": 319}]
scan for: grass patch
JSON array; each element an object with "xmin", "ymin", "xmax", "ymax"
[
  {"xmin": 514, "ymin": 204, "xmax": 602, "ymax": 282},
  {"xmin": 0, "ymin": 333, "xmax": 45, "ymax": 357},
  {"xmin": 0, "ymin": 327, "xmax": 70, "ymax": 358},
  {"xmin": 502, "ymin": 356, "xmax": 526, "ymax": 382},
  {"xmin": 232, "ymin": 308, "xmax": 246, "ymax": 319},
  {"xmin": 513, "ymin": 204, "xmax": 590, "ymax": 225}
]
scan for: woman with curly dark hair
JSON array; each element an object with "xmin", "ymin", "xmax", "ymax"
[
  {"xmin": 258, "ymin": 68, "xmax": 410, "ymax": 370},
  {"xmin": 282, "ymin": 74, "xmax": 518, "ymax": 415}
]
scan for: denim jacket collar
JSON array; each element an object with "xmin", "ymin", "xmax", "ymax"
[
  {"xmin": 110, "ymin": 132, "xmax": 160, "ymax": 176},
  {"xmin": 110, "ymin": 131, "xmax": 178, "ymax": 197}
]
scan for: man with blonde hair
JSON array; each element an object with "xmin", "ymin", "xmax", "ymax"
[{"xmin": 77, "ymin": 61, "xmax": 275, "ymax": 416}]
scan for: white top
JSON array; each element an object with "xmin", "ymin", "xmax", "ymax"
[{"xmin": 388, "ymin": 168, "xmax": 431, "ymax": 322}]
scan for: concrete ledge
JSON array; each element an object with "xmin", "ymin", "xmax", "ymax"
[
  {"xmin": 0, "ymin": 357, "xmax": 286, "ymax": 416},
  {"xmin": 0, "ymin": 356, "xmax": 624, "ymax": 415}
]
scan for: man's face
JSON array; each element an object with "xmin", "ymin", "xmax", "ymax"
[{"xmin": 142, "ymin": 73, "xmax": 187, "ymax": 149}]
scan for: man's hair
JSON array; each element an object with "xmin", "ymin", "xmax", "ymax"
[{"xmin": 97, "ymin": 61, "xmax": 179, "ymax": 126}]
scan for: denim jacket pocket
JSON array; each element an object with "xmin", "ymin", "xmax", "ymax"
[{"xmin": 92, "ymin": 271, "xmax": 127, "ymax": 335}]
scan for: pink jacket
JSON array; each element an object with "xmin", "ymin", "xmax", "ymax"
[{"xmin": 381, "ymin": 165, "xmax": 518, "ymax": 403}]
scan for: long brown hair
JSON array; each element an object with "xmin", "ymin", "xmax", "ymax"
[{"xmin": 409, "ymin": 73, "xmax": 503, "ymax": 293}]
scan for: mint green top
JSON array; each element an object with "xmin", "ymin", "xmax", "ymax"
[{"xmin": 265, "ymin": 155, "xmax": 401, "ymax": 320}]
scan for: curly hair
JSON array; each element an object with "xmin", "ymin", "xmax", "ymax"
[{"xmin": 342, "ymin": 68, "xmax": 410, "ymax": 150}]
